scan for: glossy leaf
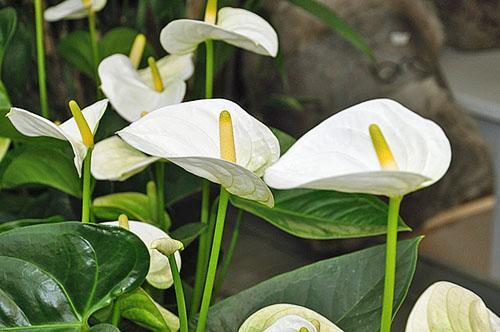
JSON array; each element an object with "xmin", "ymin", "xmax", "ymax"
[
  {"xmin": 165, "ymin": 162, "xmax": 202, "ymax": 205},
  {"xmin": 0, "ymin": 145, "xmax": 81, "ymax": 197},
  {"xmin": 119, "ymin": 287, "xmax": 179, "ymax": 332},
  {"xmin": 231, "ymin": 188, "xmax": 410, "ymax": 239},
  {"xmin": 89, "ymin": 324, "xmax": 121, "ymax": 332},
  {"xmin": 286, "ymin": 0, "xmax": 375, "ymax": 62},
  {"xmin": 0, "ymin": 216, "xmax": 65, "ymax": 233},
  {"xmin": 171, "ymin": 222, "xmax": 207, "ymax": 247},
  {"xmin": 0, "ymin": 7, "xmax": 16, "ymax": 73},
  {"xmin": 0, "ymin": 222, "xmax": 149, "ymax": 330},
  {"xmin": 93, "ymin": 192, "xmax": 171, "ymax": 229},
  {"xmin": 0, "ymin": 137, "xmax": 9, "ymax": 162},
  {"xmin": 194, "ymin": 237, "xmax": 421, "ymax": 331}
]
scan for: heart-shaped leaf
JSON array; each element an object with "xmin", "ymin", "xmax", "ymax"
[
  {"xmin": 0, "ymin": 144, "xmax": 81, "ymax": 197},
  {"xmin": 0, "ymin": 216, "xmax": 65, "ymax": 233},
  {"xmin": 231, "ymin": 189, "xmax": 410, "ymax": 239},
  {"xmin": 193, "ymin": 237, "xmax": 421, "ymax": 331},
  {"xmin": 92, "ymin": 192, "xmax": 171, "ymax": 229},
  {"xmin": 0, "ymin": 222, "xmax": 149, "ymax": 330}
]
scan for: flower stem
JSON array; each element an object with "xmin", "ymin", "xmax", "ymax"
[
  {"xmin": 190, "ymin": 180, "xmax": 211, "ymax": 316},
  {"xmin": 86, "ymin": 7, "xmax": 100, "ymax": 96},
  {"xmin": 213, "ymin": 209, "xmax": 242, "ymax": 298},
  {"xmin": 380, "ymin": 195, "xmax": 403, "ymax": 332},
  {"xmin": 205, "ymin": 40, "xmax": 214, "ymax": 98},
  {"xmin": 169, "ymin": 255, "xmax": 188, "ymax": 332},
  {"xmin": 81, "ymin": 148, "xmax": 93, "ymax": 223},
  {"xmin": 34, "ymin": 0, "xmax": 49, "ymax": 119},
  {"xmin": 195, "ymin": 187, "xmax": 230, "ymax": 332},
  {"xmin": 155, "ymin": 162, "xmax": 167, "ymax": 230},
  {"xmin": 111, "ymin": 299, "xmax": 121, "ymax": 326}
]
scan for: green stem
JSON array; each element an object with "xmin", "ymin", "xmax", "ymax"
[
  {"xmin": 111, "ymin": 299, "xmax": 121, "ymax": 327},
  {"xmin": 169, "ymin": 255, "xmax": 188, "ymax": 332},
  {"xmin": 380, "ymin": 195, "xmax": 403, "ymax": 332},
  {"xmin": 205, "ymin": 40, "xmax": 214, "ymax": 98},
  {"xmin": 190, "ymin": 180, "xmax": 211, "ymax": 316},
  {"xmin": 34, "ymin": 0, "xmax": 49, "ymax": 119},
  {"xmin": 87, "ymin": 7, "xmax": 100, "ymax": 95},
  {"xmin": 213, "ymin": 209, "xmax": 242, "ymax": 298},
  {"xmin": 81, "ymin": 148, "xmax": 93, "ymax": 223},
  {"xmin": 155, "ymin": 163, "xmax": 166, "ymax": 230},
  {"xmin": 196, "ymin": 187, "xmax": 230, "ymax": 332}
]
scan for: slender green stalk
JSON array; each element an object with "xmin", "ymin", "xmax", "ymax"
[
  {"xmin": 169, "ymin": 255, "xmax": 188, "ymax": 332},
  {"xmin": 204, "ymin": 196, "xmax": 220, "ymax": 258},
  {"xmin": 190, "ymin": 180, "xmax": 211, "ymax": 316},
  {"xmin": 81, "ymin": 148, "xmax": 93, "ymax": 223},
  {"xmin": 213, "ymin": 209, "xmax": 242, "ymax": 298},
  {"xmin": 34, "ymin": 0, "xmax": 49, "ymax": 118},
  {"xmin": 380, "ymin": 195, "xmax": 403, "ymax": 332},
  {"xmin": 155, "ymin": 163, "xmax": 167, "ymax": 230},
  {"xmin": 196, "ymin": 187, "xmax": 230, "ymax": 332},
  {"xmin": 111, "ymin": 299, "xmax": 121, "ymax": 326},
  {"xmin": 205, "ymin": 40, "xmax": 214, "ymax": 98},
  {"xmin": 86, "ymin": 7, "xmax": 100, "ymax": 95}
]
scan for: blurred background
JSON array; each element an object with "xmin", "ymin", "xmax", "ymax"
[{"xmin": 1, "ymin": 0, "xmax": 500, "ymax": 326}]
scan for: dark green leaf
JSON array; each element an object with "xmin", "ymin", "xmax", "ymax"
[
  {"xmin": 231, "ymin": 189, "xmax": 410, "ymax": 239},
  {"xmin": 287, "ymin": 0, "xmax": 375, "ymax": 62},
  {"xmin": 119, "ymin": 287, "xmax": 178, "ymax": 331},
  {"xmin": 194, "ymin": 237, "xmax": 421, "ymax": 331},
  {"xmin": 92, "ymin": 192, "xmax": 171, "ymax": 229},
  {"xmin": 165, "ymin": 163, "xmax": 201, "ymax": 206},
  {"xmin": 58, "ymin": 31, "xmax": 95, "ymax": 78},
  {"xmin": 270, "ymin": 127, "xmax": 296, "ymax": 155},
  {"xmin": 100, "ymin": 27, "xmax": 155, "ymax": 65},
  {"xmin": 0, "ymin": 7, "xmax": 16, "ymax": 73},
  {"xmin": 0, "ymin": 144, "xmax": 82, "ymax": 197},
  {"xmin": 89, "ymin": 323, "xmax": 120, "ymax": 332},
  {"xmin": 171, "ymin": 223, "xmax": 207, "ymax": 247},
  {"xmin": 0, "ymin": 222, "xmax": 149, "ymax": 330},
  {"xmin": 0, "ymin": 216, "xmax": 65, "ymax": 233}
]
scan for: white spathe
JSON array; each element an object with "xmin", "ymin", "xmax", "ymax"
[
  {"xmin": 99, "ymin": 54, "xmax": 193, "ymax": 122},
  {"xmin": 160, "ymin": 7, "xmax": 278, "ymax": 57},
  {"xmin": 264, "ymin": 99, "xmax": 452, "ymax": 197},
  {"xmin": 7, "ymin": 99, "xmax": 108, "ymax": 177},
  {"xmin": 239, "ymin": 304, "xmax": 343, "ymax": 332},
  {"xmin": 91, "ymin": 136, "xmax": 159, "ymax": 181},
  {"xmin": 118, "ymin": 99, "xmax": 279, "ymax": 207},
  {"xmin": 44, "ymin": 0, "xmax": 107, "ymax": 22},
  {"xmin": 406, "ymin": 281, "xmax": 500, "ymax": 332},
  {"xmin": 102, "ymin": 220, "xmax": 181, "ymax": 290}
]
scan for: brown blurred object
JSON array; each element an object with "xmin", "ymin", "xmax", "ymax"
[{"xmin": 418, "ymin": 196, "xmax": 495, "ymax": 276}]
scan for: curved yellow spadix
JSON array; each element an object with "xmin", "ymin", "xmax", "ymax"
[
  {"xmin": 369, "ymin": 124, "xmax": 398, "ymax": 170},
  {"xmin": 219, "ymin": 110, "xmax": 236, "ymax": 162}
]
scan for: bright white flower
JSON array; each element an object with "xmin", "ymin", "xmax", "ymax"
[
  {"xmin": 98, "ymin": 53, "xmax": 194, "ymax": 122},
  {"xmin": 406, "ymin": 281, "xmax": 500, "ymax": 332},
  {"xmin": 239, "ymin": 304, "xmax": 343, "ymax": 332},
  {"xmin": 160, "ymin": 7, "xmax": 278, "ymax": 57},
  {"xmin": 103, "ymin": 220, "xmax": 182, "ymax": 289},
  {"xmin": 44, "ymin": 0, "xmax": 106, "ymax": 22},
  {"xmin": 264, "ymin": 99, "xmax": 451, "ymax": 197},
  {"xmin": 7, "ymin": 99, "xmax": 108, "ymax": 176},
  {"xmin": 91, "ymin": 136, "xmax": 159, "ymax": 181},
  {"xmin": 118, "ymin": 99, "xmax": 279, "ymax": 207}
]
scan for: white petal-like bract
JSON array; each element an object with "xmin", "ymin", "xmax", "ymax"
[
  {"xmin": 406, "ymin": 281, "xmax": 499, "ymax": 332},
  {"xmin": 239, "ymin": 304, "xmax": 343, "ymax": 332},
  {"xmin": 138, "ymin": 53, "xmax": 194, "ymax": 86},
  {"xmin": 7, "ymin": 99, "xmax": 108, "ymax": 176},
  {"xmin": 160, "ymin": 7, "xmax": 278, "ymax": 57},
  {"xmin": 44, "ymin": 0, "xmax": 107, "ymax": 22},
  {"xmin": 102, "ymin": 221, "xmax": 181, "ymax": 289},
  {"xmin": 118, "ymin": 99, "xmax": 279, "ymax": 206},
  {"xmin": 264, "ymin": 99, "xmax": 451, "ymax": 197},
  {"xmin": 99, "ymin": 54, "xmax": 187, "ymax": 122},
  {"xmin": 91, "ymin": 136, "xmax": 159, "ymax": 181}
]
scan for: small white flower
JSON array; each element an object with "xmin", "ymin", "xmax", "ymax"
[
  {"xmin": 160, "ymin": 7, "xmax": 278, "ymax": 57},
  {"xmin": 264, "ymin": 99, "xmax": 452, "ymax": 197},
  {"xmin": 7, "ymin": 99, "xmax": 108, "ymax": 176},
  {"xmin": 44, "ymin": 0, "xmax": 107, "ymax": 22},
  {"xmin": 103, "ymin": 220, "xmax": 182, "ymax": 289}
]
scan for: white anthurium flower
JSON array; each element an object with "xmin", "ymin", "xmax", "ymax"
[
  {"xmin": 239, "ymin": 304, "xmax": 343, "ymax": 332},
  {"xmin": 99, "ymin": 53, "xmax": 194, "ymax": 122},
  {"xmin": 44, "ymin": 0, "xmax": 107, "ymax": 22},
  {"xmin": 264, "ymin": 98, "xmax": 452, "ymax": 197},
  {"xmin": 118, "ymin": 99, "xmax": 279, "ymax": 207},
  {"xmin": 406, "ymin": 281, "xmax": 500, "ymax": 332},
  {"xmin": 91, "ymin": 136, "xmax": 159, "ymax": 181},
  {"xmin": 6, "ymin": 99, "xmax": 108, "ymax": 177},
  {"xmin": 102, "ymin": 220, "xmax": 181, "ymax": 289},
  {"xmin": 160, "ymin": 7, "xmax": 278, "ymax": 57}
]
